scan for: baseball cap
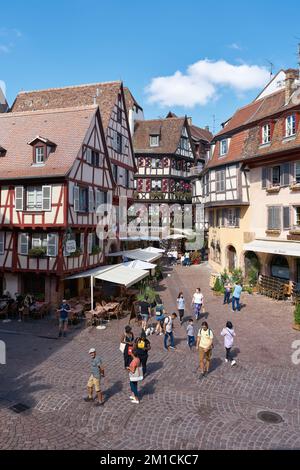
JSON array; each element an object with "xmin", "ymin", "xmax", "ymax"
[{"xmin": 89, "ymin": 348, "xmax": 96, "ymax": 354}]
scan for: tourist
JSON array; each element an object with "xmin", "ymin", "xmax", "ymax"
[
  {"xmin": 134, "ymin": 329, "xmax": 151, "ymax": 376},
  {"xmin": 163, "ymin": 312, "xmax": 177, "ymax": 351},
  {"xmin": 221, "ymin": 321, "xmax": 236, "ymax": 366},
  {"xmin": 232, "ymin": 282, "xmax": 243, "ymax": 312},
  {"xmin": 127, "ymin": 350, "xmax": 142, "ymax": 404},
  {"xmin": 192, "ymin": 288, "xmax": 204, "ymax": 320},
  {"xmin": 184, "ymin": 251, "xmax": 191, "ymax": 267},
  {"xmin": 57, "ymin": 299, "xmax": 71, "ymax": 337},
  {"xmin": 180, "ymin": 254, "xmax": 185, "ymax": 266},
  {"xmin": 176, "ymin": 291, "xmax": 185, "ymax": 325},
  {"xmin": 120, "ymin": 325, "xmax": 134, "ymax": 368},
  {"xmin": 186, "ymin": 318, "xmax": 195, "ymax": 350},
  {"xmin": 223, "ymin": 279, "xmax": 232, "ymax": 305},
  {"xmin": 196, "ymin": 321, "xmax": 214, "ymax": 377},
  {"xmin": 84, "ymin": 348, "xmax": 105, "ymax": 406},
  {"xmin": 155, "ymin": 297, "xmax": 166, "ymax": 335},
  {"xmin": 139, "ymin": 296, "xmax": 151, "ymax": 331}
]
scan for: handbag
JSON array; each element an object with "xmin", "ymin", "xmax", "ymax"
[
  {"xmin": 129, "ymin": 366, "xmax": 143, "ymax": 382},
  {"xmin": 127, "ymin": 346, "xmax": 133, "ymax": 356},
  {"xmin": 119, "ymin": 342, "xmax": 126, "ymax": 353}
]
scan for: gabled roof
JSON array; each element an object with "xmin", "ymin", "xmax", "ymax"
[
  {"xmin": 123, "ymin": 87, "xmax": 143, "ymax": 112},
  {"xmin": 28, "ymin": 135, "xmax": 56, "ymax": 147},
  {"xmin": 0, "ymin": 105, "xmax": 98, "ymax": 179},
  {"xmin": 133, "ymin": 116, "xmax": 189, "ymax": 154},
  {"xmin": 11, "ymin": 81, "xmax": 122, "ymax": 133},
  {"xmin": 190, "ymin": 124, "xmax": 213, "ymax": 143}
]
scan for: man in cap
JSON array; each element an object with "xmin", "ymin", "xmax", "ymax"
[{"xmin": 84, "ymin": 348, "xmax": 105, "ymax": 406}]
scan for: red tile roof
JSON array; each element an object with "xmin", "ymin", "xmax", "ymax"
[
  {"xmin": 0, "ymin": 106, "xmax": 98, "ymax": 179},
  {"xmin": 133, "ymin": 117, "xmax": 187, "ymax": 154},
  {"xmin": 190, "ymin": 124, "xmax": 213, "ymax": 143},
  {"xmin": 11, "ymin": 81, "xmax": 122, "ymax": 133},
  {"xmin": 206, "ymin": 130, "xmax": 249, "ymax": 169}
]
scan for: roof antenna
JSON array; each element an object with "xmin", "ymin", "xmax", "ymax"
[{"xmin": 266, "ymin": 60, "xmax": 274, "ymax": 79}]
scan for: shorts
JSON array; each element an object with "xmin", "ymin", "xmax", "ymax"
[
  {"xmin": 87, "ymin": 374, "xmax": 101, "ymax": 392},
  {"xmin": 156, "ymin": 314, "xmax": 165, "ymax": 322},
  {"xmin": 141, "ymin": 314, "xmax": 149, "ymax": 322},
  {"xmin": 199, "ymin": 347, "xmax": 212, "ymax": 363},
  {"xmin": 59, "ymin": 318, "xmax": 68, "ymax": 327}
]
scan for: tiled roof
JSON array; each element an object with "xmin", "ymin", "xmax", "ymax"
[
  {"xmin": 0, "ymin": 106, "xmax": 97, "ymax": 179},
  {"xmin": 11, "ymin": 81, "xmax": 122, "ymax": 133},
  {"xmin": 206, "ymin": 130, "xmax": 248, "ymax": 169},
  {"xmin": 123, "ymin": 87, "xmax": 143, "ymax": 112},
  {"xmin": 190, "ymin": 124, "xmax": 213, "ymax": 143},
  {"xmin": 133, "ymin": 117, "xmax": 186, "ymax": 154}
]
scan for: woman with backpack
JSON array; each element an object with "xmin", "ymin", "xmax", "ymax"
[
  {"xmin": 134, "ymin": 329, "xmax": 151, "ymax": 376},
  {"xmin": 120, "ymin": 325, "xmax": 134, "ymax": 369},
  {"xmin": 221, "ymin": 321, "xmax": 236, "ymax": 366}
]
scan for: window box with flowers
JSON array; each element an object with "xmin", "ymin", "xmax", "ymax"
[
  {"xmin": 290, "ymin": 181, "xmax": 300, "ymax": 191},
  {"xmin": 91, "ymin": 245, "xmax": 102, "ymax": 255},
  {"xmin": 266, "ymin": 184, "xmax": 281, "ymax": 194},
  {"xmin": 28, "ymin": 247, "xmax": 47, "ymax": 258},
  {"xmin": 265, "ymin": 229, "xmax": 281, "ymax": 236},
  {"xmin": 69, "ymin": 248, "xmax": 82, "ymax": 257}
]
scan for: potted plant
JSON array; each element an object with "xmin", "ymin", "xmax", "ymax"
[
  {"xmin": 213, "ymin": 276, "xmax": 224, "ymax": 296},
  {"xmin": 293, "ymin": 303, "xmax": 300, "ymax": 331},
  {"xmin": 91, "ymin": 245, "xmax": 101, "ymax": 255},
  {"xmin": 28, "ymin": 247, "xmax": 47, "ymax": 258},
  {"xmin": 69, "ymin": 248, "xmax": 82, "ymax": 257}
]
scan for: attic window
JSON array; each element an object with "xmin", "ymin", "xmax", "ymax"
[
  {"xmin": 28, "ymin": 136, "xmax": 56, "ymax": 166},
  {"xmin": 35, "ymin": 146, "xmax": 45, "ymax": 164},
  {"xmin": 150, "ymin": 135, "xmax": 159, "ymax": 147}
]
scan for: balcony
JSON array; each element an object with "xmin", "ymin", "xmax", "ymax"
[
  {"xmin": 266, "ymin": 184, "xmax": 281, "ymax": 194},
  {"xmin": 265, "ymin": 229, "xmax": 281, "ymax": 236},
  {"xmin": 188, "ymin": 165, "xmax": 204, "ymax": 177}
]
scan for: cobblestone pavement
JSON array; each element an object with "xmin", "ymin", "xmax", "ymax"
[{"xmin": 0, "ymin": 263, "xmax": 300, "ymax": 450}]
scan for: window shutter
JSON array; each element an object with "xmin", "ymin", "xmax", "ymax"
[
  {"xmin": 112, "ymin": 132, "xmax": 117, "ymax": 151},
  {"xmin": 0, "ymin": 232, "xmax": 4, "ymax": 254},
  {"xmin": 235, "ymin": 208, "xmax": 240, "ymax": 227},
  {"xmin": 262, "ymin": 168, "xmax": 267, "ymax": 189},
  {"xmin": 73, "ymin": 186, "xmax": 79, "ymax": 212},
  {"xmin": 267, "ymin": 207, "xmax": 272, "ymax": 229},
  {"xmin": 87, "ymin": 233, "xmax": 93, "ymax": 254},
  {"xmin": 19, "ymin": 233, "xmax": 28, "ymax": 255},
  {"xmin": 15, "ymin": 186, "xmax": 24, "ymax": 211},
  {"xmin": 86, "ymin": 148, "xmax": 92, "ymax": 164},
  {"xmin": 95, "ymin": 189, "xmax": 102, "ymax": 211},
  {"xmin": 42, "ymin": 185, "xmax": 51, "ymax": 211},
  {"xmin": 281, "ymin": 163, "xmax": 290, "ymax": 186},
  {"xmin": 88, "ymin": 188, "xmax": 94, "ymax": 212},
  {"xmin": 268, "ymin": 206, "xmax": 281, "ymax": 230},
  {"xmin": 47, "ymin": 233, "xmax": 58, "ymax": 257},
  {"xmin": 80, "ymin": 233, "xmax": 85, "ymax": 252},
  {"xmin": 283, "ymin": 206, "xmax": 291, "ymax": 229}
]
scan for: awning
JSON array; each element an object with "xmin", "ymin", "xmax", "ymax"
[
  {"xmin": 64, "ymin": 265, "xmax": 114, "ymax": 280},
  {"xmin": 243, "ymin": 239, "xmax": 300, "ymax": 257},
  {"xmin": 94, "ymin": 265, "xmax": 149, "ymax": 288},
  {"xmin": 107, "ymin": 248, "xmax": 162, "ymax": 263},
  {"xmin": 123, "ymin": 260, "xmax": 157, "ymax": 270},
  {"xmin": 143, "ymin": 246, "xmax": 165, "ymax": 253}
]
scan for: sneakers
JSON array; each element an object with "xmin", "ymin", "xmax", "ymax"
[
  {"xmin": 225, "ymin": 358, "xmax": 229, "ymax": 363},
  {"xmin": 130, "ymin": 398, "xmax": 140, "ymax": 404},
  {"xmin": 231, "ymin": 360, "xmax": 237, "ymax": 366},
  {"xmin": 164, "ymin": 347, "xmax": 168, "ymax": 352},
  {"xmin": 94, "ymin": 401, "xmax": 104, "ymax": 407},
  {"xmin": 169, "ymin": 346, "xmax": 176, "ymax": 350},
  {"xmin": 84, "ymin": 396, "xmax": 94, "ymax": 402}
]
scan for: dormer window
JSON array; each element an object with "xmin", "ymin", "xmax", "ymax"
[
  {"xmin": 262, "ymin": 123, "xmax": 271, "ymax": 144},
  {"xmin": 35, "ymin": 146, "xmax": 45, "ymax": 164},
  {"xmin": 150, "ymin": 135, "xmax": 159, "ymax": 147},
  {"xmin": 220, "ymin": 139, "xmax": 228, "ymax": 156},
  {"xmin": 285, "ymin": 114, "xmax": 296, "ymax": 137}
]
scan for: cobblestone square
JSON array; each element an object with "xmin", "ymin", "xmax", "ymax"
[{"xmin": 0, "ymin": 264, "xmax": 300, "ymax": 450}]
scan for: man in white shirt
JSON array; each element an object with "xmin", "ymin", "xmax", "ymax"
[
  {"xmin": 163, "ymin": 312, "xmax": 177, "ymax": 351},
  {"xmin": 192, "ymin": 288, "xmax": 204, "ymax": 320}
]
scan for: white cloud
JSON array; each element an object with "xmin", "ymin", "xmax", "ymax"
[
  {"xmin": 228, "ymin": 43, "xmax": 242, "ymax": 50},
  {"xmin": 146, "ymin": 59, "xmax": 270, "ymax": 108}
]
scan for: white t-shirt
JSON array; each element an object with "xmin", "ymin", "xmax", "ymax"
[
  {"xmin": 193, "ymin": 292, "xmax": 203, "ymax": 305},
  {"xmin": 164, "ymin": 316, "xmax": 173, "ymax": 333}
]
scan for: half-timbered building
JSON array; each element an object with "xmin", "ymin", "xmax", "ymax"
[{"xmin": 0, "ymin": 105, "xmax": 114, "ymax": 301}]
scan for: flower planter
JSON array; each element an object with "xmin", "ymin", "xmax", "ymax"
[
  {"xmin": 265, "ymin": 230, "xmax": 281, "ymax": 236},
  {"xmin": 290, "ymin": 184, "xmax": 300, "ymax": 191},
  {"xmin": 292, "ymin": 323, "xmax": 300, "ymax": 331},
  {"xmin": 266, "ymin": 186, "xmax": 280, "ymax": 193}
]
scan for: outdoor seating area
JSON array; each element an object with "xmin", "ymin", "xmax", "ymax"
[{"xmin": 0, "ymin": 292, "xmax": 52, "ymax": 322}]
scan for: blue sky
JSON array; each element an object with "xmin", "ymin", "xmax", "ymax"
[{"xmin": 1, "ymin": 0, "xmax": 300, "ymax": 131}]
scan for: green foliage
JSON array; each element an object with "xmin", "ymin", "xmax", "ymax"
[
  {"xmin": 28, "ymin": 247, "xmax": 47, "ymax": 257},
  {"xmin": 220, "ymin": 269, "xmax": 229, "ymax": 285},
  {"xmin": 294, "ymin": 303, "xmax": 300, "ymax": 325},
  {"xmin": 91, "ymin": 245, "xmax": 101, "ymax": 255},
  {"xmin": 35, "ymin": 292, "xmax": 45, "ymax": 301},
  {"xmin": 137, "ymin": 285, "xmax": 157, "ymax": 304},
  {"xmin": 244, "ymin": 285, "xmax": 253, "ymax": 294},
  {"xmin": 230, "ymin": 268, "xmax": 243, "ymax": 285},
  {"xmin": 190, "ymin": 250, "xmax": 201, "ymax": 264},
  {"xmin": 247, "ymin": 267, "xmax": 259, "ymax": 287},
  {"xmin": 69, "ymin": 248, "xmax": 82, "ymax": 257},
  {"xmin": 213, "ymin": 277, "xmax": 224, "ymax": 293}
]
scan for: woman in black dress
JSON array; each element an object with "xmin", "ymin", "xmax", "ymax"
[{"xmin": 120, "ymin": 325, "xmax": 134, "ymax": 368}]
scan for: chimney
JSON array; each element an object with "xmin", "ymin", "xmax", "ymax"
[
  {"xmin": 285, "ymin": 69, "xmax": 299, "ymax": 104},
  {"xmin": 205, "ymin": 125, "xmax": 210, "ymax": 131}
]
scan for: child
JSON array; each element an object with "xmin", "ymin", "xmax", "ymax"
[
  {"xmin": 176, "ymin": 292, "xmax": 185, "ymax": 325},
  {"xmin": 221, "ymin": 321, "xmax": 236, "ymax": 366},
  {"xmin": 186, "ymin": 318, "xmax": 195, "ymax": 350}
]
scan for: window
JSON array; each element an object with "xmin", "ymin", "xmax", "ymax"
[
  {"xmin": 227, "ymin": 208, "xmax": 240, "ymax": 227},
  {"xmin": 86, "ymin": 148, "xmax": 92, "ymax": 164},
  {"xmin": 0, "ymin": 232, "xmax": 4, "ymax": 254},
  {"xmin": 262, "ymin": 124, "xmax": 271, "ymax": 144},
  {"xmin": 216, "ymin": 169, "xmax": 225, "ymax": 192},
  {"xmin": 209, "ymin": 210, "xmax": 215, "ymax": 227},
  {"xmin": 285, "ymin": 114, "xmax": 296, "ymax": 137},
  {"xmin": 92, "ymin": 151, "xmax": 100, "ymax": 167},
  {"xmin": 152, "ymin": 158, "xmax": 161, "ymax": 169},
  {"xmin": 151, "ymin": 179, "xmax": 162, "ymax": 190},
  {"xmin": 35, "ymin": 146, "xmax": 45, "ymax": 164},
  {"xmin": 295, "ymin": 162, "xmax": 300, "ymax": 183},
  {"xmin": 180, "ymin": 137, "xmax": 189, "ymax": 150},
  {"xmin": 27, "ymin": 187, "xmax": 43, "ymax": 210},
  {"xmin": 116, "ymin": 133, "xmax": 122, "ymax": 153},
  {"xmin": 267, "ymin": 206, "xmax": 281, "ymax": 230},
  {"xmin": 113, "ymin": 164, "xmax": 118, "ymax": 183},
  {"xmin": 32, "ymin": 233, "xmax": 47, "ymax": 248},
  {"xmin": 295, "ymin": 207, "xmax": 300, "ymax": 226},
  {"xmin": 271, "ymin": 166, "xmax": 281, "ymax": 185},
  {"xmin": 78, "ymin": 187, "xmax": 88, "ymax": 212},
  {"xmin": 220, "ymin": 139, "xmax": 228, "ymax": 156},
  {"xmin": 150, "ymin": 135, "xmax": 159, "ymax": 147},
  {"xmin": 125, "ymin": 169, "xmax": 130, "ymax": 188}
]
